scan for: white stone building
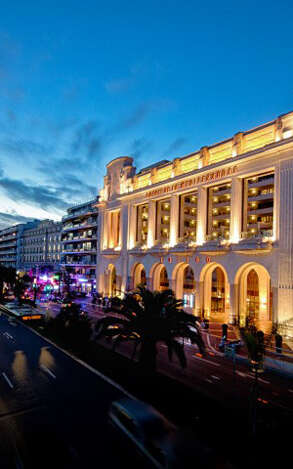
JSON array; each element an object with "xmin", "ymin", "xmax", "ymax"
[{"xmin": 96, "ymin": 111, "xmax": 293, "ymax": 332}]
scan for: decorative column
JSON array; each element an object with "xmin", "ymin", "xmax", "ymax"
[
  {"xmin": 103, "ymin": 210, "xmax": 109, "ymax": 249},
  {"xmin": 147, "ymin": 200, "xmax": 156, "ymax": 248},
  {"xmin": 196, "ymin": 187, "xmax": 207, "ymax": 245},
  {"xmin": 273, "ymin": 166, "xmax": 280, "ymax": 241},
  {"xmin": 128, "ymin": 204, "xmax": 137, "ymax": 249},
  {"xmin": 169, "ymin": 194, "xmax": 179, "ymax": 247},
  {"xmin": 276, "ymin": 160, "xmax": 293, "ymax": 323},
  {"xmin": 229, "ymin": 283, "xmax": 238, "ymax": 324},
  {"xmin": 230, "ymin": 177, "xmax": 242, "ymax": 243},
  {"xmin": 120, "ymin": 205, "xmax": 129, "ymax": 294}
]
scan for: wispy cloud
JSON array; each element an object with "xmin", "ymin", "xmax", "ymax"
[
  {"xmin": 0, "ymin": 176, "xmax": 69, "ymax": 212},
  {"xmin": 162, "ymin": 137, "xmax": 187, "ymax": 157},
  {"xmin": 129, "ymin": 137, "xmax": 153, "ymax": 170},
  {"xmin": 0, "ymin": 211, "xmax": 37, "ymax": 230}
]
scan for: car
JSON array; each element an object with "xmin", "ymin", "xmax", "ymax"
[
  {"xmin": 108, "ymin": 398, "xmax": 222, "ymax": 469},
  {"xmin": 109, "ymin": 398, "xmax": 175, "ymax": 468}
]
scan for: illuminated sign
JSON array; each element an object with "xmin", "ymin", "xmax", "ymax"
[
  {"xmin": 22, "ymin": 315, "xmax": 42, "ymax": 321},
  {"xmin": 146, "ymin": 165, "xmax": 238, "ymax": 198}
]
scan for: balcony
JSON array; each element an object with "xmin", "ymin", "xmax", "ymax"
[
  {"xmin": 62, "ymin": 235, "xmax": 97, "ymax": 243},
  {"xmin": 62, "ymin": 249, "xmax": 97, "ymax": 254},
  {"xmin": 60, "ymin": 261, "xmax": 96, "ymax": 266},
  {"xmin": 62, "ymin": 209, "xmax": 97, "ymax": 222},
  {"xmin": 248, "ymin": 177, "xmax": 274, "ymax": 189},
  {"xmin": 247, "ymin": 207, "xmax": 273, "ymax": 216},
  {"xmin": 62, "ymin": 221, "xmax": 97, "ymax": 231},
  {"xmin": 248, "ymin": 192, "xmax": 274, "ymax": 202},
  {"xmin": 232, "ymin": 229, "xmax": 274, "ymax": 252},
  {"xmin": 212, "ymin": 187, "xmax": 231, "ymax": 195},
  {"xmin": 212, "ymin": 201, "xmax": 230, "ymax": 208},
  {"xmin": 196, "ymin": 234, "xmax": 230, "ymax": 254}
]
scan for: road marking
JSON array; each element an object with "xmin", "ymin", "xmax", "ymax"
[
  {"xmin": 248, "ymin": 374, "xmax": 270, "ymax": 384},
  {"xmin": 2, "ymin": 372, "xmax": 14, "ymax": 389},
  {"xmin": 3, "ymin": 332, "xmax": 14, "ymax": 340},
  {"xmin": 236, "ymin": 371, "xmax": 247, "ymax": 378},
  {"xmin": 40, "ymin": 364, "xmax": 56, "ymax": 379},
  {"xmin": 205, "ymin": 378, "xmax": 213, "ymax": 384},
  {"xmin": 193, "ymin": 355, "xmax": 220, "ymax": 367},
  {"xmin": 211, "ymin": 375, "xmax": 221, "ymax": 380}
]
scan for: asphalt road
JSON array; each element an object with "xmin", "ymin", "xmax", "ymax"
[
  {"xmin": 39, "ymin": 299, "xmax": 293, "ymax": 415},
  {"xmin": 0, "ymin": 311, "xmax": 145, "ymax": 469}
]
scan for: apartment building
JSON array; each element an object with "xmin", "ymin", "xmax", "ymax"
[
  {"xmin": 61, "ymin": 198, "xmax": 98, "ymax": 293},
  {"xmin": 19, "ymin": 219, "xmax": 62, "ymax": 272},
  {"xmin": 0, "ymin": 221, "xmax": 38, "ymax": 269}
]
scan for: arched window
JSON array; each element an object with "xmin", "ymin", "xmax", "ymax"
[
  {"xmin": 183, "ymin": 266, "xmax": 194, "ymax": 291},
  {"xmin": 246, "ymin": 269, "xmax": 259, "ymax": 319},
  {"xmin": 211, "ymin": 267, "xmax": 225, "ymax": 313},
  {"xmin": 159, "ymin": 266, "xmax": 169, "ymax": 291}
]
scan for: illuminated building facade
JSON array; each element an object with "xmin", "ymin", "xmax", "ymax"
[
  {"xmin": 0, "ymin": 221, "xmax": 39, "ymax": 269},
  {"xmin": 20, "ymin": 220, "xmax": 62, "ymax": 272},
  {"xmin": 96, "ymin": 111, "xmax": 293, "ymax": 333},
  {"xmin": 61, "ymin": 198, "xmax": 98, "ymax": 293}
]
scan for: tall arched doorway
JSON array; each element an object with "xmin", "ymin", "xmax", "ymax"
[
  {"xmin": 200, "ymin": 263, "xmax": 229, "ymax": 322},
  {"xmin": 159, "ymin": 266, "xmax": 169, "ymax": 292},
  {"xmin": 108, "ymin": 264, "xmax": 117, "ymax": 297},
  {"xmin": 133, "ymin": 263, "xmax": 147, "ymax": 288},
  {"xmin": 211, "ymin": 267, "xmax": 225, "ymax": 314},
  {"xmin": 235, "ymin": 263, "xmax": 272, "ymax": 331},
  {"xmin": 173, "ymin": 263, "xmax": 195, "ymax": 312},
  {"xmin": 246, "ymin": 269, "xmax": 259, "ymax": 321},
  {"xmin": 151, "ymin": 264, "xmax": 170, "ymax": 292}
]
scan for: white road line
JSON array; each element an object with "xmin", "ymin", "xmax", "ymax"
[
  {"xmin": 248, "ymin": 373, "xmax": 270, "ymax": 384},
  {"xmin": 40, "ymin": 364, "xmax": 56, "ymax": 379},
  {"xmin": 236, "ymin": 371, "xmax": 247, "ymax": 378},
  {"xmin": 193, "ymin": 355, "xmax": 220, "ymax": 367},
  {"xmin": 2, "ymin": 372, "xmax": 14, "ymax": 389},
  {"xmin": 258, "ymin": 377, "xmax": 270, "ymax": 385},
  {"xmin": 211, "ymin": 375, "xmax": 221, "ymax": 380},
  {"xmin": 205, "ymin": 378, "xmax": 213, "ymax": 384}
]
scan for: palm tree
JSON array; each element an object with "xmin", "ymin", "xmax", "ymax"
[{"xmin": 95, "ymin": 286, "xmax": 205, "ymax": 375}]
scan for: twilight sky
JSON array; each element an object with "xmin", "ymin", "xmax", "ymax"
[{"xmin": 0, "ymin": 0, "xmax": 292, "ymax": 228}]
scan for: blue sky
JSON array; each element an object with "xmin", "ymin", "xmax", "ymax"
[{"xmin": 0, "ymin": 0, "xmax": 292, "ymax": 227}]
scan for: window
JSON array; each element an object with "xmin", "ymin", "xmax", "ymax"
[
  {"xmin": 136, "ymin": 204, "xmax": 149, "ymax": 244},
  {"xmin": 156, "ymin": 199, "xmax": 170, "ymax": 241},
  {"xmin": 243, "ymin": 172, "xmax": 274, "ymax": 236},
  {"xmin": 207, "ymin": 183, "xmax": 231, "ymax": 240},
  {"xmin": 179, "ymin": 192, "xmax": 197, "ymax": 241}
]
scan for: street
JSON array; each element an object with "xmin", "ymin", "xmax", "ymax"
[
  {"xmin": 38, "ymin": 298, "xmax": 293, "ymax": 418},
  {"xmin": 0, "ymin": 311, "xmax": 144, "ymax": 468}
]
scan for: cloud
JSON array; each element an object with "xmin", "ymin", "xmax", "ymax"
[
  {"xmin": 129, "ymin": 138, "xmax": 153, "ymax": 170},
  {"xmin": 0, "ymin": 138, "xmax": 51, "ymax": 159},
  {"xmin": 0, "ymin": 176, "xmax": 69, "ymax": 212},
  {"xmin": 112, "ymin": 103, "xmax": 151, "ymax": 134},
  {"xmin": 162, "ymin": 137, "xmax": 187, "ymax": 157},
  {"xmin": 0, "ymin": 211, "xmax": 37, "ymax": 230},
  {"xmin": 71, "ymin": 120, "xmax": 103, "ymax": 160}
]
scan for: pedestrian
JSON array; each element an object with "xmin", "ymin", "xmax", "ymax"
[
  {"xmin": 275, "ymin": 333, "xmax": 282, "ymax": 354},
  {"xmin": 219, "ymin": 335, "xmax": 226, "ymax": 352},
  {"xmin": 222, "ymin": 323, "xmax": 228, "ymax": 339}
]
